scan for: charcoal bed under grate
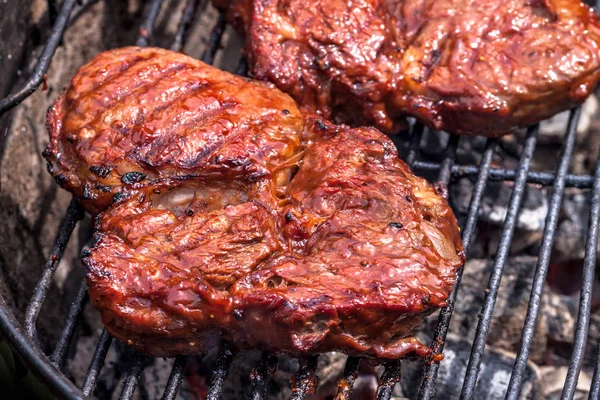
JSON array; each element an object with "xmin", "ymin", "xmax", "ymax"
[{"xmin": 1, "ymin": 1, "xmax": 600, "ymax": 399}]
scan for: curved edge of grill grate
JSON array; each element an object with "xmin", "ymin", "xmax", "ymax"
[
  {"xmin": 0, "ymin": 1, "xmax": 599, "ymax": 400},
  {"xmin": 0, "ymin": 294, "xmax": 82, "ymax": 400},
  {"xmin": 590, "ymin": 343, "xmax": 600, "ymax": 399}
]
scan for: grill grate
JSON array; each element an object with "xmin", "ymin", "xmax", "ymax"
[
  {"xmin": 249, "ymin": 353, "xmax": 278, "ymax": 400},
  {"xmin": 460, "ymin": 126, "xmax": 540, "ymax": 399},
  {"xmin": 0, "ymin": 1, "xmax": 599, "ymax": 399},
  {"xmin": 504, "ymin": 109, "xmax": 580, "ymax": 399}
]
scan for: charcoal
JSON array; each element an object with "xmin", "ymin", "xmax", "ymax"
[
  {"xmin": 553, "ymin": 190, "xmax": 592, "ymax": 263},
  {"xmin": 540, "ymin": 366, "xmax": 592, "ymax": 400},
  {"xmin": 445, "ymin": 257, "xmax": 571, "ymax": 364},
  {"xmin": 479, "ymin": 182, "xmax": 548, "ymax": 232},
  {"xmin": 450, "ymin": 180, "xmax": 548, "ymax": 257},
  {"xmin": 400, "ymin": 334, "xmax": 542, "ymax": 399},
  {"xmin": 538, "ymin": 95, "xmax": 598, "ymax": 145},
  {"xmin": 446, "ymin": 258, "xmax": 546, "ymax": 363},
  {"xmin": 449, "ymin": 177, "xmax": 548, "ymax": 231},
  {"xmin": 437, "ymin": 257, "xmax": 600, "ymax": 370}
]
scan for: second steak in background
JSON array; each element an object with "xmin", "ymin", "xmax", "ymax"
[{"xmin": 215, "ymin": 0, "xmax": 600, "ymax": 137}]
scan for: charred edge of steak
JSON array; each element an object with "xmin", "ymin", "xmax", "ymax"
[{"xmin": 121, "ymin": 171, "xmax": 147, "ymax": 184}]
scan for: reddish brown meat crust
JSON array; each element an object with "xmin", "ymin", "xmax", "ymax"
[
  {"xmin": 47, "ymin": 47, "xmax": 464, "ymax": 359},
  {"xmin": 214, "ymin": 0, "xmax": 600, "ymax": 136},
  {"xmin": 44, "ymin": 47, "xmax": 303, "ymax": 215}
]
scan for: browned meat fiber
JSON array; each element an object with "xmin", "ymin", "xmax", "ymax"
[
  {"xmin": 214, "ymin": 0, "xmax": 600, "ymax": 136},
  {"xmin": 45, "ymin": 47, "xmax": 464, "ymax": 359}
]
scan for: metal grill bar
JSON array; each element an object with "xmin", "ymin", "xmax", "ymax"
[
  {"xmin": 290, "ymin": 355, "xmax": 319, "ymax": 400},
  {"xmin": 590, "ymin": 344, "xmax": 600, "ymax": 400},
  {"xmin": 0, "ymin": 295, "xmax": 82, "ymax": 399},
  {"xmin": 202, "ymin": 12, "xmax": 227, "ymax": 65},
  {"xmin": 334, "ymin": 356, "xmax": 360, "ymax": 400},
  {"xmin": 460, "ymin": 126, "xmax": 539, "ymax": 399},
  {"xmin": 380, "ymin": 131, "xmax": 462, "ymax": 400},
  {"xmin": 171, "ymin": 0, "xmax": 201, "ymax": 52},
  {"xmin": 561, "ymin": 147, "xmax": 600, "ymax": 399},
  {"xmin": 24, "ymin": 198, "xmax": 83, "ymax": 342},
  {"xmin": 49, "ymin": 279, "xmax": 89, "ymax": 369},
  {"xmin": 505, "ymin": 107, "xmax": 580, "ymax": 399},
  {"xmin": 376, "ymin": 361, "xmax": 402, "ymax": 400},
  {"xmin": 161, "ymin": 356, "xmax": 189, "ymax": 400},
  {"xmin": 405, "ymin": 123, "xmax": 425, "ymax": 167},
  {"xmin": 206, "ymin": 345, "xmax": 235, "ymax": 400},
  {"xmin": 82, "ymin": 329, "xmax": 113, "ymax": 397},
  {"xmin": 413, "ymin": 161, "xmax": 595, "ymax": 188},
  {"xmin": 417, "ymin": 137, "xmax": 498, "ymax": 399},
  {"xmin": 0, "ymin": 0, "xmax": 77, "ymax": 116},
  {"xmin": 249, "ymin": 352, "xmax": 278, "ymax": 400},
  {"xmin": 136, "ymin": 0, "xmax": 165, "ymax": 47},
  {"xmin": 68, "ymin": 0, "xmax": 99, "ymax": 26},
  {"xmin": 437, "ymin": 135, "xmax": 460, "ymax": 186},
  {"xmin": 119, "ymin": 353, "xmax": 151, "ymax": 400}
]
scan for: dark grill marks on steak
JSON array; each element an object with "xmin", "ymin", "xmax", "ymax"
[
  {"xmin": 45, "ymin": 47, "xmax": 304, "ymax": 215},
  {"xmin": 214, "ymin": 0, "xmax": 600, "ymax": 137},
  {"xmin": 46, "ymin": 47, "xmax": 464, "ymax": 360}
]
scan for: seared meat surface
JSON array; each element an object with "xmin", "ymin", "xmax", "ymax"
[
  {"xmin": 48, "ymin": 47, "xmax": 464, "ymax": 359},
  {"xmin": 44, "ymin": 47, "xmax": 303, "ymax": 214},
  {"xmin": 214, "ymin": 0, "xmax": 600, "ymax": 136}
]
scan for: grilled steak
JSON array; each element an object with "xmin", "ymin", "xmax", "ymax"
[
  {"xmin": 44, "ymin": 47, "xmax": 303, "ymax": 215},
  {"xmin": 47, "ymin": 47, "xmax": 464, "ymax": 359},
  {"xmin": 214, "ymin": 0, "xmax": 600, "ymax": 136}
]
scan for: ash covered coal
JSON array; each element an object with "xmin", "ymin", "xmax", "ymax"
[
  {"xmin": 400, "ymin": 334, "xmax": 542, "ymax": 400},
  {"xmin": 450, "ymin": 180, "xmax": 547, "ymax": 257},
  {"xmin": 410, "ymin": 257, "xmax": 596, "ymax": 399},
  {"xmin": 445, "ymin": 257, "xmax": 592, "ymax": 366},
  {"xmin": 537, "ymin": 96, "xmax": 598, "ymax": 145},
  {"xmin": 551, "ymin": 190, "xmax": 600, "ymax": 264}
]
